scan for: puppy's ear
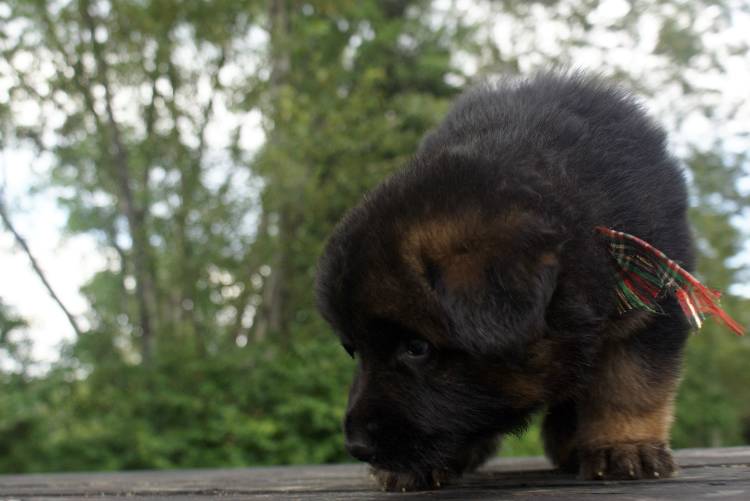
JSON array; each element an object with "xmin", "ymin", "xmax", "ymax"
[{"xmin": 405, "ymin": 212, "xmax": 564, "ymax": 355}]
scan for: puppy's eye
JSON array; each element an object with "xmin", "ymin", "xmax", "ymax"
[
  {"xmin": 401, "ymin": 338, "xmax": 431, "ymax": 360},
  {"xmin": 342, "ymin": 343, "xmax": 356, "ymax": 359}
]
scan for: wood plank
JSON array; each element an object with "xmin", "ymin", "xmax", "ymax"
[{"xmin": 0, "ymin": 447, "xmax": 748, "ymax": 500}]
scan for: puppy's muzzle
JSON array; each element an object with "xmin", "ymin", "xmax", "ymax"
[{"xmin": 344, "ymin": 412, "xmax": 380, "ymax": 462}]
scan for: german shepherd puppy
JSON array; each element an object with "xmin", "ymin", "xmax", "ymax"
[{"xmin": 316, "ymin": 73, "xmax": 692, "ymax": 491}]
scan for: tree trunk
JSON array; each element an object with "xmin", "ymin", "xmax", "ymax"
[
  {"xmin": 258, "ymin": 0, "xmax": 293, "ymax": 342},
  {"xmin": 79, "ymin": 0, "xmax": 157, "ymax": 363}
]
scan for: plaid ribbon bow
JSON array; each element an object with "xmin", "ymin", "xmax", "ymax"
[{"xmin": 596, "ymin": 226, "xmax": 744, "ymax": 336}]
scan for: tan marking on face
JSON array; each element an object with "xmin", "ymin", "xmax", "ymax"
[
  {"xmin": 401, "ymin": 212, "xmax": 480, "ymax": 263},
  {"xmin": 539, "ymin": 252, "xmax": 558, "ymax": 267},
  {"xmin": 440, "ymin": 250, "xmax": 489, "ymax": 290},
  {"xmin": 399, "ymin": 209, "xmax": 531, "ymax": 292},
  {"xmin": 359, "ymin": 208, "xmax": 558, "ymax": 346},
  {"xmin": 355, "ymin": 251, "xmax": 447, "ymax": 344}
]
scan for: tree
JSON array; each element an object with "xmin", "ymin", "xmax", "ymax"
[{"xmin": 3, "ymin": 0, "xmax": 265, "ymax": 362}]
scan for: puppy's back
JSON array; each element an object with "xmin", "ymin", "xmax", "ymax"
[{"xmin": 418, "ymin": 72, "xmax": 693, "ymax": 268}]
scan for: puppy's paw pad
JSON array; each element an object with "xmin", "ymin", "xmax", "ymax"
[
  {"xmin": 370, "ymin": 468, "xmax": 448, "ymax": 491},
  {"xmin": 580, "ymin": 442, "xmax": 675, "ymax": 481}
]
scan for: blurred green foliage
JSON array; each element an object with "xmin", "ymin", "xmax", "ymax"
[{"xmin": 0, "ymin": 0, "xmax": 748, "ymax": 473}]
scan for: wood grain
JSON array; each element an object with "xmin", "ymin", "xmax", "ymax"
[{"xmin": 0, "ymin": 447, "xmax": 748, "ymax": 500}]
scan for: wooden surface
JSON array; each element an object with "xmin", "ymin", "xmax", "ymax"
[{"xmin": 0, "ymin": 447, "xmax": 748, "ymax": 500}]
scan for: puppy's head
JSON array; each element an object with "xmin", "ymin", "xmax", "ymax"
[{"xmin": 316, "ymin": 155, "xmax": 569, "ymax": 480}]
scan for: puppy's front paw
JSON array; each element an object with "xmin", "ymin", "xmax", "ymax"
[
  {"xmin": 580, "ymin": 442, "xmax": 676, "ymax": 480},
  {"xmin": 370, "ymin": 467, "xmax": 449, "ymax": 492}
]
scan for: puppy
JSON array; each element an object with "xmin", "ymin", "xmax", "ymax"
[{"xmin": 315, "ymin": 73, "xmax": 692, "ymax": 491}]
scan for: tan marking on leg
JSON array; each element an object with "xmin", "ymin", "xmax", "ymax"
[
  {"xmin": 577, "ymin": 399, "xmax": 675, "ymax": 447},
  {"xmin": 576, "ymin": 343, "xmax": 679, "ymax": 448}
]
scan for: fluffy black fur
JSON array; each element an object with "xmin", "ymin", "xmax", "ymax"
[{"xmin": 316, "ymin": 72, "xmax": 693, "ymax": 491}]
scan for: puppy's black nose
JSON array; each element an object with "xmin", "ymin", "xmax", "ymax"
[
  {"xmin": 344, "ymin": 412, "xmax": 380, "ymax": 461},
  {"xmin": 345, "ymin": 438, "xmax": 376, "ymax": 462}
]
